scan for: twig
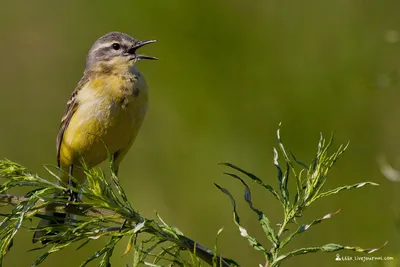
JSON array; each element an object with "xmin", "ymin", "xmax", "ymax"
[{"xmin": 0, "ymin": 193, "xmax": 231, "ymax": 267}]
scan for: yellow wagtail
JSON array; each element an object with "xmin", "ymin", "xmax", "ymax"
[{"xmin": 32, "ymin": 32, "xmax": 157, "ymax": 242}]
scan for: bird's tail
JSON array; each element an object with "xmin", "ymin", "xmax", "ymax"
[
  {"xmin": 32, "ymin": 197, "xmax": 67, "ymax": 244},
  {"xmin": 32, "ymin": 167, "xmax": 82, "ymax": 244}
]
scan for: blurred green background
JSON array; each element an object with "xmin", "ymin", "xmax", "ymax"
[{"xmin": 1, "ymin": 1, "xmax": 400, "ymax": 266}]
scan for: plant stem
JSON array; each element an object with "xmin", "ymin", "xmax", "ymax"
[{"xmin": 0, "ymin": 193, "xmax": 231, "ymax": 267}]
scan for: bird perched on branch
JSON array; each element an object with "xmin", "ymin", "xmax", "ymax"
[{"xmin": 32, "ymin": 31, "xmax": 157, "ymax": 243}]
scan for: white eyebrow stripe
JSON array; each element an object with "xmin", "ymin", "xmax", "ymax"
[
  {"xmin": 93, "ymin": 42, "xmax": 115, "ymax": 50},
  {"xmin": 92, "ymin": 40, "xmax": 133, "ymax": 51}
]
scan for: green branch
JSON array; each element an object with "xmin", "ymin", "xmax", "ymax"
[
  {"xmin": 0, "ymin": 125, "xmax": 387, "ymax": 266},
  {"xmin": 0, "ymin": 160, "xmax": 237, "ymax": 267},
  {"xmin": 216, "ymin": 124, "xmax": 385, "ymax": 267}
]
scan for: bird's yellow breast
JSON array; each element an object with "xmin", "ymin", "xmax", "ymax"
[{"xmin": 59, "ymin": 70, "xmax": 148, "ymax": 168}]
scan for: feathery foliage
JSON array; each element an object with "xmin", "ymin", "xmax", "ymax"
[
  {"xmin": 0, "ymin": 125, "xmax": 385, "ymax": 266},
  {"xmin": 0, "ymin": 160, "xmax": 235, "ymax": 267},
  {"xmin": 215, "ymin": 124, "xmax": 384, "ymax": 267}
]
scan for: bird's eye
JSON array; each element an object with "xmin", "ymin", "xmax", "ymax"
[{"xmin": 112, "ymin": 43, "xmax": 120, "ymax": 50}]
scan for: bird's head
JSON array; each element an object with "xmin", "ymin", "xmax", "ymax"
[{"xmin": 85, "ymin": 32, "xmax": 157, "ymax": 71}]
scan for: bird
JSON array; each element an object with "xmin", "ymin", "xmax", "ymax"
[{"xmin": 32, "ymin": 31, "xmax": 157, "ymax": 243}]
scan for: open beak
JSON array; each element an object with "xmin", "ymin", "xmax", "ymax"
[{"xmin": 129, "ymin": 40, "xmax": 158, "ymax": 61}]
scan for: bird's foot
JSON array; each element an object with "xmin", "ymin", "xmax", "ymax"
[{"xmin": 63, "ymin": 188, "xmax": 79, "ymax": 205}]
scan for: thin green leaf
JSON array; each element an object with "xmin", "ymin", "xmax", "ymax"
[
  {"xmin": 80, "ymin": 236, "xmax": 122, "ymax": 267},
  {"xmin": 314, "ymin": 182, "xmax": 379, "ymax": 201},
  {"xmin": 289, "ymin": 150, "xmax": 309, "ymax": 170},
  {"xmin": 223, "ymin": 172, "xmax": 277, "ymax": 246},
  {"xmin": 219, "ymin": 162, "xmax": 281, "ymax": 202},
  {"xmin": 144, "ymin": 263, "xmax": 163, "ymax": 267},
  {"xmin": 273, "ymin": 148, "xmax": 290, "ymax": 207},
  {"xmin": 76, "ymin": 239, "xmax": 91, "ymax": 251},
  {"xmin": 214, "ymin": 183, "xmax": 270, "ymax": 257},
  {"xmin": 153, "ymin": 244, "xmax": 177, "ymax": 264},
  {"xmin": 213, "ymin": 228, "xmax": 224, "ymax": 267},
  {"xmin": 274, "ymin": 241, "xmax": 388, "ymax": 266},
  {"xmin": 132, "ymin": 241, "xmax": 144, "ymax": 267},
  {"xmin": 276, "ymin": 123, "xmax": 291, "ymax": 165},
  {"xmin": 281, "ymin": 210, "xmax": 341, "ymax": 248},
  {"xmin": 122, "ymin": 234, "xmax": 135, "ymax": 256}
]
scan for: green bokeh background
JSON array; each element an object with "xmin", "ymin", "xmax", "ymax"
[{"xmin": 1, "ymin": 1, "xmax": 400, "ymax": 266}]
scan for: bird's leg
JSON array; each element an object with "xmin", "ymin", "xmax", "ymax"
[
  {"xmin": 65, "ymin": 164, "xmax": 79, "ymax": 203},
  {"xmin": 68, "ymin": 164, "xmax": 74, "ymax": 186}
]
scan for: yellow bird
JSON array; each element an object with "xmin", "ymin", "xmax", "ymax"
[{"xmin": 33, "ymin": 32, "xmax": 157, "ymax": 242}]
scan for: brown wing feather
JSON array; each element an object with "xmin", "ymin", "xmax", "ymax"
[{"xmin": 56, "ymin": 74, "xmax": 90, "ymax": 167}]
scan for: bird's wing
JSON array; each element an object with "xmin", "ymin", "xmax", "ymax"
[{"xmin": 56, "ymin": 74, "xmax": 89, "ymax": 167}]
